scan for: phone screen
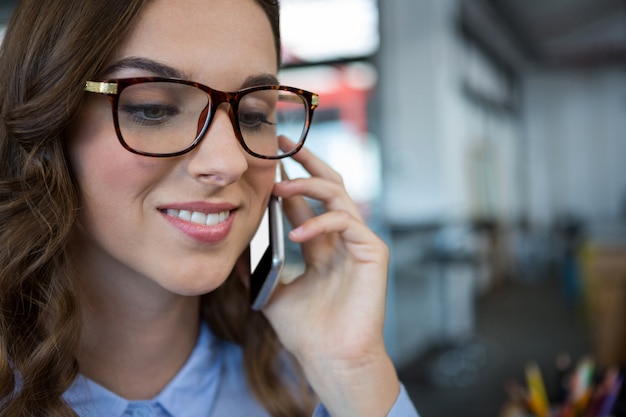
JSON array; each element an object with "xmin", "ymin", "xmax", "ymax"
[
  {"xmin": 250, "ymin": 208, "xmax": 270, "ymax": 274},
  {"xmin": 249, "ymin": 195, "xmax": 284, "ymax": 310}
]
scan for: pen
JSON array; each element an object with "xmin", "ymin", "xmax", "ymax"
[
  {"xmin": 525, "ymin": 362, "xmax": 551, "ymax": 417},
  {"xmin": 567, "ymin": 357, "xmax": 593, "ymax": 416},
  {"xmin": 584, "ymin": 367, "xmax": 618, "ymax": 417},
  {"xmin": 597, "ymin": 374, "xmax": 622, "ymax": 417}
]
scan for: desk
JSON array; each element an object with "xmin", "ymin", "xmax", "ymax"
[{"xmin": 583, "ymin": 243, "xmax": 626, "ymax": 368}]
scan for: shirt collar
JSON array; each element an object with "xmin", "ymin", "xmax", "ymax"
[
  {"xmin": 64, "ymin": 374, "xmax": 129, "ymax": 417},
  {"xmin": 64, "ymin": 322, "xmax": 221, "ymax": 417},
  {"xmin": 156, "ymin": 322, "xmax": 220, "ymax": 417}
]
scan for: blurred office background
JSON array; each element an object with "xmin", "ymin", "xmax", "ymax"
[
  {"xmin": 2, "ymin": 0, "xmax": 626, "ymax": 416},
  {"xmin": 279, "ymin": 2, "xmax": 626, "ymax": 415}
]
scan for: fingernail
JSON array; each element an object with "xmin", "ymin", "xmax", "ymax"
[{"xmin": 289, "ymin": 227, "xmax": 303, "ymax": 239}]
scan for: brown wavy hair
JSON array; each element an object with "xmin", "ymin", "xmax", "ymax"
[{"xmin": 0, "ymin": 0, "xmax": 313, "ymax": 416}]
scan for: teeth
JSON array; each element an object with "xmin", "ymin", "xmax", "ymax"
[
  {"xmin": 178, "ymin": 210, "xmax": 192, "ymax": 221},
  {"xmin": 206, "ymin": 213, "xmax": 218, "ymax": 226},
  {"xmin": 165, "ymin": 209, "xmax": 230, "ymax": 226},
  {"xmin": 190, "ymin": 211, "xmax": 206, "ymax": 224}
]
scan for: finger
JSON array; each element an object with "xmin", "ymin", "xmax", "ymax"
[
  {"xmin": 279, "ymin": 136, "xmax": 343, "ymax": 184},
  {"xmin": 278, "ymin": 139, "xmax": 364, "ymax": 221},
  {"xmin": 281, "ymin": 192, "xmax": 316, "ymax": 230},
  {"xmin": 273, "ymin": 191, "xmax": 327, "ymax": 284},
  {"xmin": 289, "ymin": 210, "xmax": 389, "ymax": 265},
  {"xmin": 274, "ymin": 177, "xmax": 364, "ymax": 222},
  {"xmin": 274, "ymin": 164, "xmax": 316, "ymax": 228}
]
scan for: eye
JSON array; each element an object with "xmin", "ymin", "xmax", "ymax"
[
  {"xmin": 140, "ymin": 105, "xmax": 168, "ymax": 120},
  {"xmin": 239, "ymin": 110, "xmax": 275, "ymax": 131},
  {"xmin": 121, "ymin": 104, "xmax": 179, "ymax": 126}
]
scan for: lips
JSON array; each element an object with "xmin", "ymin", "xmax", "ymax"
[{"xmin": 159, "ymin": 203, "xmax": 237, "ymax": 244}]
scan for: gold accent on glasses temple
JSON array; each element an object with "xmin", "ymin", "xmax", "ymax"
[
  {"xmin": 311, "ymin": 94, "xmax": 319, "ymax": 107},
  {"xmin": 85, "ymin": 81, "xmax": 118, "ymax": 95}
]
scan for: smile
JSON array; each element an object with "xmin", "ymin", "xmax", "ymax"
[{"xmin": 164, "ymin": 209, "xmax": 231, "ymax": 226}]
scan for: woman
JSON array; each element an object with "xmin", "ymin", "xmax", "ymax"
[{"xmin": 0, "ymin": 0, "xmax": 419, "ymax": 416}]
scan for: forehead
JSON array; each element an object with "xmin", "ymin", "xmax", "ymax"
[{"xmin": 111, "ymin": 0, "xmax": 277, "ymax": 88}]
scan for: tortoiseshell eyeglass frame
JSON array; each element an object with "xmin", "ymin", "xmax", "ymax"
[{"xmin": 84, "ymin": 77, "xmax": 319, "ymax": 159}]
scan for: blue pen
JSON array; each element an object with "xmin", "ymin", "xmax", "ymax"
[{"xmin": 597, "ymin": 374, "xmax": 622, "ymax": 417}]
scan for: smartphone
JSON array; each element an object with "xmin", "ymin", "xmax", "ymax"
[{"xmin": 249, "ymin": 193, "xmax": 285, "ymax": 310}]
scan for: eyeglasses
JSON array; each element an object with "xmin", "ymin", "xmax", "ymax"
[{"xmin": 84, "ymin": 77, "xmax": 319, "ymax": 159}]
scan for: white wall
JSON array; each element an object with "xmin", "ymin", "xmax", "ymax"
[
  {"xmin": 524, "ymin": 68, "xmax": 626, "ymax": 226},
  {"xmin": 378, "ymin": 0, "xmax": 458, "ymax": 225},
  {"xmin": 376, "ymin": 0, "xmax": 530, "ymax": 364},
  {"xmin": 376, "ymin": 0, "xmax": 462, "ymax": 363},
  {"xmin": 376, "ymin": 0, "xmax": 626, "ymax": 367},
  {"xmin": 378, "ymin": 1, "xmax": 524, "ymax": 227}
]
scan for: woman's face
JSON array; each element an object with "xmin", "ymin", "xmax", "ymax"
[{"xmin": 68, "ymin": 0, "xmax": 278, "ymax": 297}]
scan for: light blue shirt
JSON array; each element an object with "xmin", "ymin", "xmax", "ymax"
[{"xmin": 64, "ymin": 323, "xmax": 419, "ymax": 417}]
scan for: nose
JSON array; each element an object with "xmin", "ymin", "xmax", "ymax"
[{"xmin": 186, "ymin": 107, "xmax": 248, "ymax": 185}]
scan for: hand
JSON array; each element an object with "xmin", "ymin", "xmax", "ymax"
[{"xmin": 263, "ymin": 138, "xmax": 400, "ymax": 417}]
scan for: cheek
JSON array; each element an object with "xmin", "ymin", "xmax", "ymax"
[
  {"xmin": 247, "ymin": 159, "xmax": 278, "ymax": 202},
  {"xmin": 70, "ymin": 119, "xmax": 128, "ymax": 204},
  {"xmin": 241, "ymin": 160, "xmax": 278, "ymax": 243},
  {"xmin": 67, "ymin": 105, "xmax": 163, "ymax": 223},
  {"xmin": 68, "ymin": 102, "xmax": 117, "ymax": 189}
]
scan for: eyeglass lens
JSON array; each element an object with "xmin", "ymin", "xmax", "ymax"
[{"xmin": 116, "ymin": 82, "xmax": 309, "ymax": 157}]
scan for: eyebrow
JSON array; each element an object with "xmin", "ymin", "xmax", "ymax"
[
  {"xmin": 102, "ymin": 57, "xmax": 185, "ymax": 79},
  {"xmin": 101, "ymin": 57, "xmax": 280, "ymax": 89},
  {"xmin": 241, "ymin": 73, "xmax": 280, "ymax": 88}
]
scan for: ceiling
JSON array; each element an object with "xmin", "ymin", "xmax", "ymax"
[{"xmin": 479, "ymin": 0, "xmax": 626, "ymax": 68}]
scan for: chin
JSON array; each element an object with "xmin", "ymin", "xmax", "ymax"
[{"xmin": 158, "ymin": 264, "xmax": 236, "ymax": 297}]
